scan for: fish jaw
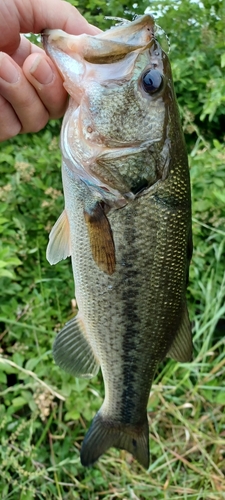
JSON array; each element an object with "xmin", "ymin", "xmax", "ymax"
[
  {"xmin": 42, "ymin": 15, "xmax": 154, "ymax": 62},
  {"xmin": 42, "ymin": 16, "xmax": 155, "ymax": 104}
]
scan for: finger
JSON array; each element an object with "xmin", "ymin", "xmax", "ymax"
[
  {"xmin": 11, "ymin": 35, "xmax": 43, "ymax": 66},
  {"xmin": 9, "ymin": 35, "xmax": 68, "ymax": 120},
  {"xmin": 1, "ymin": 0, "xmax": 100, "ymax": 55},
  {"xmin": 16, "ymin": 0, "xmax": 101, "ymax": 35},
  {"xmin": 0, "ymin": 53, "xmax": 49, "ymax": 134},
  {"xmin": 23, "ymin": 53, "xmax": 68, "ymax": 119},
  {"xmin": 0, "ymin": 95, "xmax": 21, "ymax": 141}
]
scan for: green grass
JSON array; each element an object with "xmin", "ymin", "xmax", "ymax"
[{"xmin": 1, "ymin": 0, "xmax": 225, "ymax": 488}]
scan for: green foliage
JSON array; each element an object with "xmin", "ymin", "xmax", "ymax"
[
  {"xmin": 0, "ymin": 1, "xmax": 225, "ymax": 498},
  {"xmin": 151, "ymin": 0, "xmax": 225, "ymax": 140}
]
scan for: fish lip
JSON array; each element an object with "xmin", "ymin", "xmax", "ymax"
[
  {"xmin": 42, "ymin": 29, "xmax": 50, "ymax": 36},
  {"xmin": 41, "ymin": 28, "xmax": 63, "ymax": 37},
  {"xmin": 42, "ymin": 15, "xmax": 156, "ymax": 61},
  {"xmin": 41, "ymin": 29, "xmax": 67, "ymax": 51},
  {"xmin": 41, "ymin": 29, "xmax": 52, "ymax": 41},
  {"xmin": 41, "ymin": 30, "xmax": 54, "ymax": 51}
]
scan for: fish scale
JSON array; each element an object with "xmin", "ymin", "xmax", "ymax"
[
  {"xmin": 59, "ymin": 163, "xmax": 191, "ymax": 458},
  {"xmin": 43, "ymin": 14, "xmax": 193, "ymax": 469}
]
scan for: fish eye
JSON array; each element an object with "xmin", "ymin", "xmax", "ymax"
[{"xmin": 141, "ymin": 69, "xmax": 163, "ymax": 94}]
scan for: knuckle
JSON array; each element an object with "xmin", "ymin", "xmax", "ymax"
[
  {"xmin": 49, "ymin": 104, "xmax": 67, "ymax": 120},
  {"xmin": 21, "ymin": 113, "xmax": 49, "ymax": 134},
  {"xmin": 0, "ymin": 97, "xmax": 21, "ymax": 141}
]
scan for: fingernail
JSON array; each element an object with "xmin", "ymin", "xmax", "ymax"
[
  {"xmin": 29, "ymin": 56, "xmax": 54, "ymax": 85},
  {"xmin": 0, "ymin": 55, "xmax": 19, "ymax": 83}
]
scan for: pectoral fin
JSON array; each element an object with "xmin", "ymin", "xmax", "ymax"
[
  {"xmin": 46, "ymin": 209, "xmax": 71, "ymax": 265},
  {"xmin": 167, "ymin": 303, "xmax": 193, "ymax": 362},
  {"xmin": 84, "ymin": 202, "xmax": 116, "ymax": 275},
  {"xmin": 53, "ymin": 314, "xmax": 99, "ymax": 378}
]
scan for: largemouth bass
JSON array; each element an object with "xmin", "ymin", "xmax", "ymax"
[{"xmin": 43, "ymin": 14, "xmax": 193, "ymax": 469}]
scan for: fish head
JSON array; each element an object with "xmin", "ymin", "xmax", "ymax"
[{"xmin": 43, "ymin": 15, "xmax": 183, "ymax": 204}]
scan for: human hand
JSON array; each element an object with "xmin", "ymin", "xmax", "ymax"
[{"xmin": 0, "ymin": 0, "xmax": 100, "ymax": 141}]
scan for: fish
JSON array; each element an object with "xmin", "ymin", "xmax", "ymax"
[{"xmin": 43, "ymin": 14, "xmax": 193, "ymax": 469}]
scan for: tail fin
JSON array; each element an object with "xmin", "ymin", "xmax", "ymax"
[{"xmin": 80, "ymin": 412, "xmax": 149, "ymax": 468}]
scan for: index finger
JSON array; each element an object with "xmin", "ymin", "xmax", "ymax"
[{"xmin": 0, "ymin": 0, "xmax": 100, "ymax": 54}]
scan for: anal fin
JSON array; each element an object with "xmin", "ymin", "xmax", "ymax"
[
  {"xmin": 84, "ymin": 202, "xmax": 116, "ymax": 275},
  {"xmin": 53, "ymin": 315, "xmax": 99, "ymax": 378},
  {"xmin": 167, "ymin": 303, "xmax": 193, "ymax": 362}
]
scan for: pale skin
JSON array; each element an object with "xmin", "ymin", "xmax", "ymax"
[{"xmin": 0, "ymin": 0, "xmax": 100, "ymax": 142}]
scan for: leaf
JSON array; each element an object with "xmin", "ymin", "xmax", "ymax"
[
  {"xmin": 12, "ymin": 352, "xmax": 24, "ymax": 367},
  {"xmin": 0, "ymin": 269, "xmax": 14, "ymax": 278},
  {"xmin": 0, "ymin": 261, "xmax": 10, "ymax": 268},
  {"xmin": 65, "ymin": 410, "xmax": 80, "ymax": 421},
  {"xmin": 213, "ymin": 190, "xmax": 225, "ymax": 203},
  {"xmin": 221, "ymin": 53, "xmax": 225, "ymax": 68},
  {"xmin": 0, "ymin": 153, "xmax": 15, "ymax": 165},
  {"xmin": 11, "ymin": 396, "xmax": 27, "ymax": 408},
  {"xmin": 25, "ymin": 358, "xmax": 41, "ymax": 371},
  {"xmin": 0, "ymin": 371, "xmax": 7, "ymax": 384},
  {"xmin": 0, "ymin": 218, "xmax": 8, "ymax": 225}
]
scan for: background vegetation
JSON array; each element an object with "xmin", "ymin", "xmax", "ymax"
[{"xmin": 0, "ymin": 0, "xmax": 224, "ymax": 498}]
